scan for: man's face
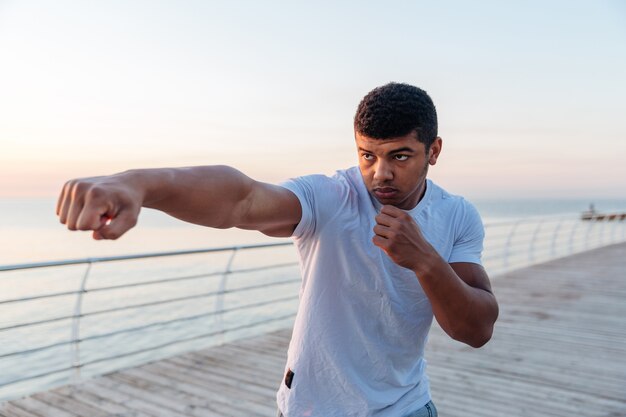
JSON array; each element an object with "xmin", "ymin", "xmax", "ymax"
[{"xmin": 356, "ymin": 131, "xmax": 442, "ymax": 210}]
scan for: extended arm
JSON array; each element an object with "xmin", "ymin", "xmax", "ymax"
[
  {"xmin": 373, "ymin": 205, "xmax": 498, "ymax": 348},
  {"xmin": 57, "ymin": 165, "xmax": 302, "ymax": 240}
]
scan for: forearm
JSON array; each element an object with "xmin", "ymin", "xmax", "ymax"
[
  {"xmin": 415, "ymin": 254, "xmax": 498, "ymax": 347},
  {"xmin": 124, "ymin": 165, "xmax": 253, "ymax": 228}
]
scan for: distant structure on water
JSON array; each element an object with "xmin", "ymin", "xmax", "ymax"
[{"xmin": 581, "ymin": 203, "xmax": 626, "ymax": 221}]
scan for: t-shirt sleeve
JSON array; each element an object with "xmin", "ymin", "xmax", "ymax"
[
  {"xmin": 280, "ymin": 176, "xmax": 317, "ymax": 239},
  {"xmin": 448, "ymin": 200, "xmax": 484, "ymax": 265},
  {"xmin": 280, "ymin": 174, "xmax": 348, "ymax": 240}
]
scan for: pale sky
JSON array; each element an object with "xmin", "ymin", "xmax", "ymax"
[{"xmin": 1, "ymin": 0, "xmax": 625, "ymax": 199}]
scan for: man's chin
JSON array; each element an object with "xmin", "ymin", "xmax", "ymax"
[{"xmin": 371, "ymin": 192, "xmax": 402, "ymax": 207}]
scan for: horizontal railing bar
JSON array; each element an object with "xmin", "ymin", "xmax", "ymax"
[
  {"xmin": 0, "ymin": 315, "xmax": 72, "ymax": 332},
  {"xmin": 0, "ymin": 289, "xmax": 78, "ymax": 305},
  {"xmin": 482, "ymin": 213, "xmax": 580, "ymax": 227},
  {"xmin": 0, "ymin": 311, "xmax": 298, "ymax": 389},
  {"xmin": 77, "ymin": 280, "xmax": 299, "ymax": 319},
  {"xmin": 86, "ymin": 262, "xmax": 298, "ymax": 293},
  {"xmin": 79, "ymin": 294, "xmax": 299, "ymax": 345},
  {"xmin": 0, "ymin": 291, "xmax": 300, "ymax": 360},
  {"xmin": 0, "ymin": 242, "xmax": 293, "ymax": 272},
  {"xmin": 0, "ymin": 340, "xmax": 72, "ymax": 360},
  {"xmin": 0, "ymin": 365, "xmax": 75, "ymax": 389},
  {"xmin": 486, "ymin": 220, "xmax": 579, "ymax": 229},
  {"xmin": 79, "ymin": 312, "xmax": 298, "ymax": 369},
  {"xmin": 0, "ymin": 278, "xmax": 300, "ymax": 333},
  {"xmin": 0, "ymin": 261, "xmax": 298, "ymax": 305}
]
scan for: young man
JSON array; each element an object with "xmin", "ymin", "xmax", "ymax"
[{"xmin": 57, "ymin": 83, "xmax": 498, "ymax": 417}]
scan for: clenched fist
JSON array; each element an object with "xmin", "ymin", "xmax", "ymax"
[
  {"xmin": 56, "ymin": 173, "xmax": 142, "ymax": 240},
  {"xmin": 372, "ymin": 205, "xmax": 438, "ymax": 273}
]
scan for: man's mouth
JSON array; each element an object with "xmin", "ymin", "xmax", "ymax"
[{"xmin": 373, "ymin": 187, "xmax": 398, "ymax": 199}]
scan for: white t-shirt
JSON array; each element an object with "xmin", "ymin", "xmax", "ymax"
[{"xmin": 277, "ymin": 167, "xmax": 484, "ymax": 417}]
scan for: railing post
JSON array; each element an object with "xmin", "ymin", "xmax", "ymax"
[
  {"xmin": 71, "ymin": 261, "xmax": 92, "ymax": 382},
  {"xmin": 567, "ymin": 219, "xmax": 582, "ymax": 255},
  {"xmin": 550, "ymin": 218, "xmax": 565, "ymax": 258},
  {"xmin": 528, "ymin": 219, "xmax": 545, "ymax": 264},
  {"xmin": 609, "ymin": 218, "xmax": 618, "ymax": 244},
  {"xmin": 215, "ymin": 247, "xmax": 239, "ymax": 345},
  {"xmin": 598, "ymin": 219, "xmax": 609, "ymax": 248},
  {"xmin": 502, "ymin": 219, "xmax": 524, "ymax": 271},
  {"xmin": 584, "ymin": 219, "xmax": 594, "ymax": 251}
]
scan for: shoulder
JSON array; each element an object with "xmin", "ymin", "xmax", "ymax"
[
  {"xmin": 281, "ymin": 167, "xmax": 358, "ymax": 198},
  {"xmin": 427, "ymin": 180, "xmax": 482, "ymax": 227},
  {"xmin": 279, "ymin": 168, "xmax": 362, "ymax": 238}
]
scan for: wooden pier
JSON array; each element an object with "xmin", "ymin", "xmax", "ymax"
[{"xmin": 2, "ymin": 243, "xmax": 626, "ymax": 416}]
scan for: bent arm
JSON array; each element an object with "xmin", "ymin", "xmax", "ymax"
[
  {"xmin": 417, "ymin": 259, "xmax": 498, "ymax": 348},
  {"xmin": 57, "ymin": 165, "xmax": 301, "ymax": 240},
  {"xmin": 372, "ymin": 205, "xmax": 498, "ymax": 347}
]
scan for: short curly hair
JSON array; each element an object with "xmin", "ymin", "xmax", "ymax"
[{"xmin": 354, "ymin": 82, "xmax": 438, "ymax": 149}]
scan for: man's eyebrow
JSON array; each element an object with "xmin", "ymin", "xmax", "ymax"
[
  {"xmin": 388, "ymin": 147, "xmax": 416, "ymax": 154},
  {"xmin": 358, "ymin": 146, "xmax": 417, "ymax": 154}
]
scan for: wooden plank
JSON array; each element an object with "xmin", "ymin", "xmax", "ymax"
[
  {"xmin": 3, "ymin": 397, "xmax": 76, "ymax": 417},
  {"xmin": 108, "ymin": 373, "xmax": 224, "ymax": 417},
  {"xmin": 146, "ymin": 360, "xmax": 276, "ymax": 409},
  {"xmin": 77, "ymin": 379, "xmax": 164, "ymax": 417},
  {"xmin": 124, "ymin": 368, "xmax": 266, "ymax": 416},
  {"xmin": 89, "ymin": 376, "xmax": 190, "ymax": 417},
  {"xmin": 31, "ymin": 391, "xmax": 110, "ymax": 417},
  {"xmin": 53, "ymin": 384, "xmax": 150, "ymax": 417},
  {"xmin": 0, "ymin": 403, "xmax": 43, "ymax": 417},
  {"xmin": 135, "ymin": 359, "xmax": 277, "ymax": 413}
]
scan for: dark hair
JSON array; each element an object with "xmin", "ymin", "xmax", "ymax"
[{"xmin": 354, "ymin": 82, "xmax": 438, "ymax": 149}]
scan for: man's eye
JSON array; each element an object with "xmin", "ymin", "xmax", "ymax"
[
  {"xmin": 394, "ymin": 155, "xmax": 409, "ymax": 161},
  {"xmin": 362, "ymin": 154, "xmax": 374, "ymax": 161}
]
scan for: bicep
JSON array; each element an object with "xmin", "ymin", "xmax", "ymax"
[{"xmin": 237, "ymin": 181, "xmax": 302, "ymax": 237}]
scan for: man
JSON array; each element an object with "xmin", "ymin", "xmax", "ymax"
[{"xmin": 57, "ymin": 82, "xmax": 498, "ymax": 417}]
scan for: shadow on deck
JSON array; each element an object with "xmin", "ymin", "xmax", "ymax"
[{"xmin": 2, "ymin": 243, "xmax": 626, "ymax": 417}]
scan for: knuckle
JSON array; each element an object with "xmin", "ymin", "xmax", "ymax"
[
  {"xmin": 73, "ymin": 181, "xmax": 90, "ymax": 195},
  {"xmin": 64, "ymin": 179, "xmax": 77, "ymax": 190},
  {"xmin": 85, "ymin": 185, "xmax": 106, "ymax": 201}
]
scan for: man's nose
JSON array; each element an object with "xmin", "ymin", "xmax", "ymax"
[{"xmin": 373, "ymin": 160, "xmax": 393, "ymax": 182}]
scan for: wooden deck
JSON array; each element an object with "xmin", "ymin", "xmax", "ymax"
[{"xmin": 2, "ymin": 243, "xmax": 626, "ymax": 417}]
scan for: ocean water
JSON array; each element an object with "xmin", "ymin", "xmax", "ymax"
[
  {"xmin": 1, "ymin": 196, "xmax": 626, "ymax": 401},
  {"xmin": 3, "ymin": 197, "xmax": 626, "ymax": 265}
]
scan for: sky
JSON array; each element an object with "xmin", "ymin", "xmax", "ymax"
[{"xmin": 1, "ymin": 0, "xmax": 625, "ymax": 199}]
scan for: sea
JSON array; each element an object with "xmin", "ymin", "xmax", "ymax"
[
  {"xmin": 3, "ymin": 197, "xmax": 626, "ymax": 265},
  {"xmin": 1, "ymin": 196, "xmax": 626, "ymax": 401}
]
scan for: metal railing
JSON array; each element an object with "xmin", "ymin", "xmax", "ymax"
[
  {"xmin": 1, "ymin": 212, "xmax": 625, "ymax": 401},
  {"xmin": 0, "ymin": 241, "xmax": 300, "ymax": 401},
  {"xmin": 481, "ymin": 213, "xmax": 626, "ymax": 275}
]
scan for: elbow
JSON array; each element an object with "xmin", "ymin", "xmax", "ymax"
[
  {"xmin": 450, "ymin": 308, "xmax": 498, "ymax": 348},
  {"xmin": 465, "ymin": 299, "xmax": 499, "ymax": 348},
  {"xmin": 451, "ymin": 324, "xmax": 494, "ymax": 348},
  {"xmin": 468, "ymin": 325, "xmax": 494, "ymax": 348}
]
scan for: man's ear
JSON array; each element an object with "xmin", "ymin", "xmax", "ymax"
[{"xmin": 428, "ymin": 137, "xmax": 443, "ymax": 165}]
